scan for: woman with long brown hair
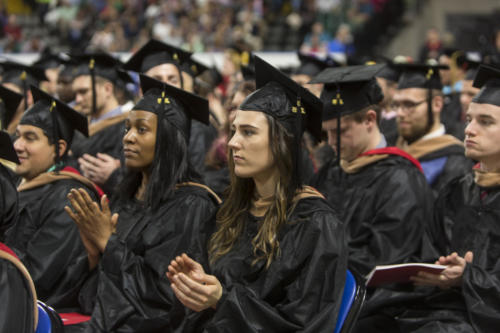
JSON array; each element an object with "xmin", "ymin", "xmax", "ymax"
[{"xmin": 167, "ymin": 56, "xmax": 347, "ymax": 332}]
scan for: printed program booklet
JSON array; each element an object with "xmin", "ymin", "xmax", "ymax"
[{"xmin": 365, "ymin": 263, "xmax": 447, "ymax": 287}]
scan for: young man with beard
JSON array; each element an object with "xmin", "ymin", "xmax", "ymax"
[
  {"xmin": 394, "ymin": 63, "xmax": 473, "ymax": 195},
  {"xmin": 395, "ymin": 63, "xmax": 500, "ymax": 333},
  {"xmin": 309, "ymin": 64, "xmax": 434, "ymax": 332}
]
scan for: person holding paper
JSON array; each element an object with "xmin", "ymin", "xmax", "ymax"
[
  {"xmin": 309, "ymin": 64, "xmax": 435, "ymax": 332},
  {"xmin": 396, "ymin": 64, "xmax": 500, "ymax": 332}
]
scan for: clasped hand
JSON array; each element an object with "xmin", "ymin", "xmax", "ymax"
[
  {"xmin": 78, "ymin": 153, "xmax": 121, "ymax": 185},
  {"xmin": 65, "ymin": 188, "xmax": 119, "ymax": 255},
  {"xmin": 411, "ymin": 251, "xmax": 474, "ymax": 289},
  {"xmin": 166, "ymin": 253, "xmax": 223, "ymax": 312}
]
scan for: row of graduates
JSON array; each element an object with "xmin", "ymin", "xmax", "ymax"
[
  {"xmin": 0, "ymin": 37, "xmax": 500, "ymax": 332},
  {"xmin": 0, "ymin": 50, "xmax": 345, "ymax": 332}
]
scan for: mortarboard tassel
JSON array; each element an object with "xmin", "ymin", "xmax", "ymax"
[
  {"xmin": 89, "ymin": 58, "xmax": 97, "ymax": 116},
  {"xmin": 20, "ymin": 71, "xmax": 28, "ymax": 111},
  {"xmin": 49, "ymin": 100, "xmax": 61, "ymax": 170}
]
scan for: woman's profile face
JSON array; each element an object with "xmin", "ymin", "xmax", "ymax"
[
  {"xmin": 228, "ymin": 110, "xmax": 275, "ymax": 180},
  {"xmin": 123, "ymin": 110, "xmax": 157, "ymax": 171}
]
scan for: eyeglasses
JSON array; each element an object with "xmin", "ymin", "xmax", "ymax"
[{"xmin": 390, "ymin": 100, "xmax": 427, "ymax": 113}]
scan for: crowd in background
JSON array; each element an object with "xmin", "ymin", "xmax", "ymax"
[{"xmin": 0, "ymin": 0, "xmax": 389, "ymax": 55}]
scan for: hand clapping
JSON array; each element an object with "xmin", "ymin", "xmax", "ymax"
[
  {"xmin": 166, "ymin": 253, "xmax": 223, "ymax": 312},
  {"xmin": 65, "ymin": 188, "xmax": 119, "ymax": 253}
]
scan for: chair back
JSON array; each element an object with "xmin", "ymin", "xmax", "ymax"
[
  {"xmin": 0, "ymin": 244, "xmax": 38, "ymax": 330},
  {"xmin": 36, "ymin": 301, "xmax": 64, "ymax": 333},
  {"xmin": 35, "ymin": 303, "xmax": 52, "ymax": 333},
  {"xmin": 334, "ymin": 269, "xmax": 366, "ymax": 333}
]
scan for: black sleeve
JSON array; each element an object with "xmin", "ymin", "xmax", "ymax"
[
  {"xmin": 348, "ymin": 167, "xmax": 433, "ymax": 275},
  {"xmin": 86, "ymin": 192, "xmax": 218, "ymax": 332},
  {"xmin": 204, "ymin": 208, "xmax": 347, "ymax": 333},
  {"xmin": 0, "ymin": 259, "xmax": 35, "ymax": 333},
  {"xmin": 7, "ymin": 183, "xmax": 97, "ymax": 309},
  {"xmin": 462, "ymin": 262, "xmax": 500, "ymax": 331}
]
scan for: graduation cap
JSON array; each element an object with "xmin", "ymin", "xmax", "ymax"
[
  {"xmin": 33, "ymin": 50, "xmax": 70, "ymax": 70},
  {"xmin": 240, "ymin": 52, "xmax": 256, "ymax": 81},
  {"xmin": 396, "ymin": 62, "xmax": 449, "ymax": 130},
  {"xmin": 20, "ymin": 86, "xmax": 88, "ymax": 165},
  {"xmin": 180, "ymin": 56, "xmax": 209, "ymax": 78},
  {"xmin": 376, "ymin": 61, "xmax": 400, "ymax": 82},
  {"xmin": 239, "ymin": 55, "xmax": 323, "ymax": 142},
  {"xmin": 294, "ymin": 52, "xmax": 331, "ymax": 77},
  {"xmin": 70, "ymin": 52, "xmax": 133, "ymax": 83},
  {"xmin": 123, "ymin": 39, "xmax": 191, "ymax": 74},
  {"xmin": 133, "ymin": 74, "xmax": 209, "ymax": 139},
  {"xmin": 471, "ymin": 64, "xmax": 500, "ymax": 107},
  {"xmin": 310, "ymin": 63, "xmax": 385, "ymax": 120},
  {"xmin": 396, "ymin": 63, "xmax": 448, "ymax": 90},
  {"xmin": 462, "ymin": 52, "xmax": 483, "ymax": 81},
  {"xmin": 0, "ymin": 60, "xmax": 48, "ymax": 111},
  {"xmin": 205, "ymin": 66, "xmax": 223, "ymax": 87},
  {"xmin": 70, "ymin": 52, "xmax": 133, "ymax": 115},
  {"xmin": 0, "ymin": 85, "xmax": 23, "ymax": 131},
  {"xmin": 0, "ymin": 130, "xmax": 19, "ymax": 164},
  {"xmin": 310, "ymin": 64, "xmax": 384, "ymax": 164},
  {"xmin": 225, "ymin": 42, "xmax": 256, "ymax": 80}
]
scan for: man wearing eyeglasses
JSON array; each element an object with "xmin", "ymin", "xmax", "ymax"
[
  {"xmin": 393, "ymin": 63, "xmax": 472, "ymax": 195},
  {"xmin": 392, "ymin": 63, "xmax": 500, "ymax": 333}
]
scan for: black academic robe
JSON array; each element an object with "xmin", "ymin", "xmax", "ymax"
[
  {"xmin": 71, "ymin": 117, "xmax": 125, "ymax": 164},
  {"xmin": 0, "ymin": 251, "xmax": 34, "ymax": 333},
  {"xmin": 311, "ymin": 150, "xmax": 438, "ymax": 330},
  {"xmin": 70, "ymin": 114, "xmax": 127, "ymax": 194},
  {"xmin": 189, "ymin": 120, "xmax": 218, "ymax": 174},
  {"xmin": 203, "ymin": 166, "xmax": 230, "ymax": 198},
  {"xmin": 441, "ymin": 92, "xmax": 465, "ymax": 141},
  {"xmin": 418, "ymin": 143, "xmax": 473, "ymax": 195},
  {"xmin": 78, "ymin": 184, "xmax": 219, "ymax": 333},
  {"xmin": 397, "ymin": 135, "xmax": 473, "ymax": 197},
  {"xmin": 396, "ymin": 172, "xmax": 500, "ymax": 332},
  {"xmin": 311, "ymin": 153, "xmax": 433, "ymax": 277},
  {"xmin": 0, "ymin": 163, "xmax": 19, "ymax": 238},
  {"xmin": 5, "ymin": 172, "xmax": 99, "ymax": 309},
  {"xmin": 188, "ymin": 196, "xmax": 347, "ymax": 333},
  {"xmin": 379, "ymin": 117, "xmax": 398, "ymax": 146}
]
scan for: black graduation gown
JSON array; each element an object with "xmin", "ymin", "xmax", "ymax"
[
  {"xmin": 189, "ymin": 120, "xmax": 218, "ymax": 174},
  {"xmin": 191, "ymin": 196, "xmax": 347, "ymax": 333},
  {"xmin": 0, "ymin": 160, "xmax": 34, "ymax": 332},
  {"xmin": 441, "ymin": 92, "xmax": 465, "ymax": 141},
  {"xmin": 0, "ymin": 163, "xmax": 19, "ymax": 239},
  {"xmin": 69, "ymin": 114, "xmax": 127, "ymax": 194},
  {"xmin": 417, "ymin": 144, "xmax": 473, "ymax": 196},
  {"xmin": 397, "ymin": 135, "xmax": 473, "ymax": 197},
  {"xmin": 203, "ymin": 166, "xmax": 230, "ymax": 198},
  {"xmin": 379, "ymin": 117, "xmax": 399, "ymax": 146},
  {"xmin": 5, "ymin": 174, "xmax": 99, "ymax": 309},
  {"xmin": 397, "ymin": 172, "xmax": 500, "ymax": 332},
  {"xmin": 71, "ymin": 117, "xmax": 125, "ymax": 164},
  {"xmin": 0, "ymin": 251, "xmax": 34, "ymax": 333},
  {"xmin": 79, "ymin": 184, "xmax": 219, "ymax": 333},
  {"xmin": 311, "ymin": 154, "xmax": 433, "ymax": 277}
]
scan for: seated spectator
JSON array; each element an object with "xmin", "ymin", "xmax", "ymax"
[
  {"xmin": 5, "ymin": 86, "xmax": 99, "ymax": 309},
  {"xmin": 168, "ymin": 56, "xmax": 347, "ymax": 332}
]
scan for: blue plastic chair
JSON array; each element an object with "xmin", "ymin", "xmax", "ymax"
[
  {"xmin": 35, "ymin": 301, "xmax": 64, "ymax": 333},
  {"xmin": 35, "ymin": 302, "xmax": 52, "ymax": 333},
  {"xmin": 334, "ymin": 269, "xmax": 366, "ymax": 333}
]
